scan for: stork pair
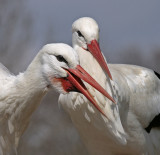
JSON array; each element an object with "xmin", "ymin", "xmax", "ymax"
[
  {"xmin": 1, "ymin": 17, "xmax": 160, "ymax": 155},
  {"xmin": 0, "ymin": 18, "xmax": 113, "ymax": 154}
]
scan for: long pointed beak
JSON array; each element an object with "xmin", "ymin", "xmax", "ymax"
[
  {"xmin": 87, "ymin": 40, "xmax": 113, "ymax": 80},
  {"xmin": 65, "ymin": 65, "xmax": 116, "ymax": 116},
  {"xmin": 68, "ymin": 65, "xmax": 115, "ymax": 104}
]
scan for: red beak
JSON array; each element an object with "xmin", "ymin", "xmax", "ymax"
[
  {"xmin": 62, "ymin": 65, "xmax": 116, "ymax": 116},
  {"xmin": 87, "ymin": 40, "xmax": 113, "ymax": 80}
]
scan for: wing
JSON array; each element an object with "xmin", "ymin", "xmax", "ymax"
[
  {"xmin": 0, "ymin": 63, "xmax": 13, "ymax": 80},
  {"xmin": 0, "ymin": 63, "xmax": 14, "ymax": 92},
  {"xmin": 109, "ymin": 64, "xmax": 160, "ymax": 131}
]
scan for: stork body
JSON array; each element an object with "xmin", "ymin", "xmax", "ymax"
[
  {"xmin": 0, "ymin": 43, "xmax": 109, "ymax": 155},
  {"xmin": 0, "ymin": 62, "xmax": 47, "ymax": 154},
  {"xmin": 59, "ymin": 17, "xmax": 160, "ymax": 155}
]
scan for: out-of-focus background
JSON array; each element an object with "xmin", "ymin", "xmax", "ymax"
[{"xmin": 0, "ymin": 0, "xmax": 160, "ymax": 154}]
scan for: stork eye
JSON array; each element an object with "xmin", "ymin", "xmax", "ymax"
[
  {"xmin": 56, "ymin": 55, "xmax": 68, "ymax": 64},
  {"xmin": 77, "ymin": 31, "xmax": 84, "ymax": 38}
]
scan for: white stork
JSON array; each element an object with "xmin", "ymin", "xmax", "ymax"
[
  {"xmin": 0, "ymin": 43, "xmax": 111, "ymax": 155},
  {"xmin": 59, "ymin": 17, "xmax": 160, "ymax": 155}
]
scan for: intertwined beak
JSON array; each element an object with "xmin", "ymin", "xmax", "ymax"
[
  {"xmin": 87, "ymin": 40, "xmax": 113, "ymax": 80},
  {"xmin": 64, "ymin": 65, "xmax": 115, "ymax": 116}
]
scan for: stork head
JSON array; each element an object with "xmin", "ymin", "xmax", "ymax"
[
  {"xmin": 39, "ymin": 43, "xmax": 115, "ymax": 116},
  {"xmin": 40, "ymin": 43, "xmax": 78, "ymax": 94},
  {"xmin": 72, "ymin": 17, "xmax": 112, "ymax": 80}
]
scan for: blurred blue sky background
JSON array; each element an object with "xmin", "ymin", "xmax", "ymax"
[
  {"xmin": 26, "ymin": 0, "xmax": 160, "ymax": 52},
  {"xmin": 1, "ymin": 0, "xmax": 160, "ymax": 73}
]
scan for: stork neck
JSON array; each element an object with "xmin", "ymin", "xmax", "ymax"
[
  {"xmin": 3, "ymin": 58, "xmax": 48, "ymax": 145},
  {"xmin": 15, "ymin": 62, "xmax": 47, "ymax": 120},
  {"xmin": 70, "ymin": 46, "xmax": 126, "ymax": 143}
]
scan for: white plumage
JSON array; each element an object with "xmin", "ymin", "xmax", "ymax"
[
  {"xmin": 59, "ymin": 17, "xmax": 160, "ymax": 155},
  {"xmin": 0, "ymin": 43, "xmax": 109, "ymax": 155}
]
